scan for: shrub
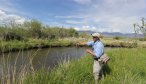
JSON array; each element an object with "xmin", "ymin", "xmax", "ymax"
[
  {"xmin": 113, "ymin": 36, "xmax": 122, "ymax": 40},
  {"xmin": 138, "ymin": 37, "xmax": 146, "ymax": 41}
]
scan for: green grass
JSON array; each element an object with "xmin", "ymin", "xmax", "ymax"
[
  {"xmin": 1, "ymin": 48, "xmax": 146, "ymax": 84},
  {"xmin": 22, "ymin": 48, "xmax": 146, "ymax": 84},
  {"xmin": 24, "ymin": 55, "xmax": 94, "ymax": 84},
  {"xmin": 100, "ymin": 48, "xmax": 146, "ymax": 84},
  {"xmin": 0, "ymin": 38, "xmax": 77, "ymax": 53}
]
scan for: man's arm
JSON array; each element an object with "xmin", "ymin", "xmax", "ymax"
[
  {"xmin": 77, "ymin": 41, "xmax": 94, "ymax": 46},
  {"xmin": 76, "ymin": 42, "xmax": 88, "ymax": 46},
  {"xmin": 86, "ymin": 49, "xmax": 96, "ymax": 56},
  {"xmin": 87, "ymin": 46, "xmax": 104, "ymax": 58}
]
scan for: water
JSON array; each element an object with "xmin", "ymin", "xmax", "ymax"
[{"xmin": 0, "ymin": 47, "xmax": 87, "ymax": 70}]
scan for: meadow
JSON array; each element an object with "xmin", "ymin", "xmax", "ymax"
[{"xmin": 0, "ymin": 48, "xmax": 146, "ymax": 84}]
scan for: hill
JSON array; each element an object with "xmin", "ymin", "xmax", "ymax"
[{"xmin": 78, "ymin": 30, "xmax": 144, "ymax": 38}]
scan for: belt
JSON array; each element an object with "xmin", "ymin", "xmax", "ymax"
[{"xmin": 94, "ymin": 58, "xmax": 99, "ymax": 61}]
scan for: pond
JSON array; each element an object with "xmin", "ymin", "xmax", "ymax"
[{"xmin": 0, "ymin": 47, "xmax": 87, "ymax": 70}]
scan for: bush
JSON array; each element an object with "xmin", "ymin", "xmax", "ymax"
[
  {"xmin": 2, "ymin": 32, "xmax": 24, "ymax": 41},
  {"xmin": 0, "ymin": 20, "xmax": 79, "ymax": 40},
  {"xmin": 113, "ymin": 36, "xmax": 122, "ymax": 40},
  {"xmin": 138, "ymin": 37, "xmax": 146, "ymax": 41}
]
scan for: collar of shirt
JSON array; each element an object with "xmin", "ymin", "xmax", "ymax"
[{"xmin": 94, "ymin": 40, "xmax": 100, "ymax": 45}]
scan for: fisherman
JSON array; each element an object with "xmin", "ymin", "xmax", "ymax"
[{"xmin": 78, "ymin": 32, "xmax": 107, "ymax": 84}]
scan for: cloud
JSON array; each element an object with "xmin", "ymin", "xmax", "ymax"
[
  {"xmin": 65, "ymin": 20, "xmax": 87, "ymax": 24},
  {"xmin": 74, "ymin": 26, "xmax": 97, "ymax": 31},
  {"xmin": 73, "ymin": 0, "xmax": 92, "ymax": 5},
  {"xmin": 72, "ymin": 16, "xmax": 141, "ymax": 33},
  {"xmin": 0, "ymin": 10, "xmax": 26, "ymax": 24},
  {"xmin": 0, "ymin": 0, "xmax": 17, "ymax": 13},
  {"xmin": 96, "ymin": 16, "xmax": 141, "ymax": 33},
  {"xmin": 69, "ymin": 0, "xmax": 146, "ymax": 33},
  {"xmin": 55, "ymin": 15, "xmax": 89, "ymax": 19},
  {"xmin": 0, "ymin": 0, "xmax": 29, "ymax": 16}
]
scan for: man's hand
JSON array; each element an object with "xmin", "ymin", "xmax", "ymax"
[
  {"xmin": 86, "ymin": 49, "xmax": 96, "ymax": 56},
  {"xmin": 86, "ymin": 49, "xmax": 92, "ymax": 53},
  {"xmin": 76, "ymin": 42, "xmax": 87, "ymax": 46}
]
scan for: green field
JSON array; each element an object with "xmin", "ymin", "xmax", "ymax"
[{"xmin": 1, "ymin": 48, "xmax": 145, "ymax": 84}]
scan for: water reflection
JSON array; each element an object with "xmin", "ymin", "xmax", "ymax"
[{"xmin": 0, "ymin": 47, "xmax": 87, "ymax": 70}]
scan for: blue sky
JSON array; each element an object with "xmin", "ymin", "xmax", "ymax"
[{"xmin": 0, "ymin": 0, "xmax": 146, "ymax": 33}]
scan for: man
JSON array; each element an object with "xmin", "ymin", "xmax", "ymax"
[{"xmin": 78, "ymin": 32, "xmax": 105, "ymax": 84}]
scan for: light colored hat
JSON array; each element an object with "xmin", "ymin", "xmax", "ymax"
[{"xmin": 91, "ymin": 33, "xmax": 101, "ymax": 38}]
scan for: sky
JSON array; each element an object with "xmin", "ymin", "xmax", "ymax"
[{"xmin": 0, "ymin": 0, "xmax": 146, "ymax": 33}]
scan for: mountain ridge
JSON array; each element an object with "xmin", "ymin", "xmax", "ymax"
[{"xmin": 78, "ymin": 30, "xmax": 144, "ymax": 38}]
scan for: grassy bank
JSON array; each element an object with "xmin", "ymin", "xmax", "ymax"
[
  {"xmin": 0, "ymin": 38, "xmax": 77, "ymax": 53},
  {"xmin": 1, "ymin": 48, "xmax": 145, "ymax": 84},
  {"xmin": 102, "ymin": 37, "xmax": 146, "ymax": 48},
  {"xmin": 22, "ymin": 48, "xmax": 146, "ymax": 84},
  {"xmin": 1, "ymin": 37, "xmax": 146, "ymax": 53},
  {"xmin": 100, "ymin": 48, "xmax": 146, "ymax": 84}
]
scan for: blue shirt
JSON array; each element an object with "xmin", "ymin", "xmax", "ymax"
[{"xmin": 86, "ymin": 40, "xmax": 104, "ymax": 58}]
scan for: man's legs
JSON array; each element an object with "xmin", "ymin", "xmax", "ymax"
[{"xmin": 93, "ymin": 60, "xmax": 104, "ymax": 84}]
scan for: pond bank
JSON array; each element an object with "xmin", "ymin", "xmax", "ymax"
[
  {"xmin": 1, "ymin": 38, "xmax": 146, "ymax": 53},
  {"xmin": 0, "ymin": 38, "xmax": 76, "ymax": 53}
]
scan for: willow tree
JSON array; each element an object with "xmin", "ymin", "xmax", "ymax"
[
  {"xmin": 134, "ymin": 18, "xmax": 146, "ymax": 38},
  {"xmin": 27, "ymin": 19, "xmax": 42, "ymax": 39}
]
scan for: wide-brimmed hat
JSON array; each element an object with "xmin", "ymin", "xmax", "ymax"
[{"xmin": 91, "ymin": 33, "xmax": 101, "ymax": 38}]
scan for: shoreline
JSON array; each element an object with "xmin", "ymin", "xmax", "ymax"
[{"xmin": 1, "ymin": 38, "xmax": 146, "ymax": 54}]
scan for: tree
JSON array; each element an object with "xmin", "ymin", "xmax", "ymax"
[
  {"xmin": 0, "ymin": 26, "xmax": 5, "ymax": 40},
  {"xmin": 134, "ymin": 17, "xmax": 146, "ymax": 38},
  {"xmin": 29, "ymin": 19, "xmax": 42, "ymax": 39},
  {"xmin": 68, "ymin": 28, "xmax": 79, "ymax": 37}
]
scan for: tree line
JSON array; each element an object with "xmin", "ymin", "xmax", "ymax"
[{"xmin": 0, "ymin": 19, "xmax": 79, "ymax": 41}]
